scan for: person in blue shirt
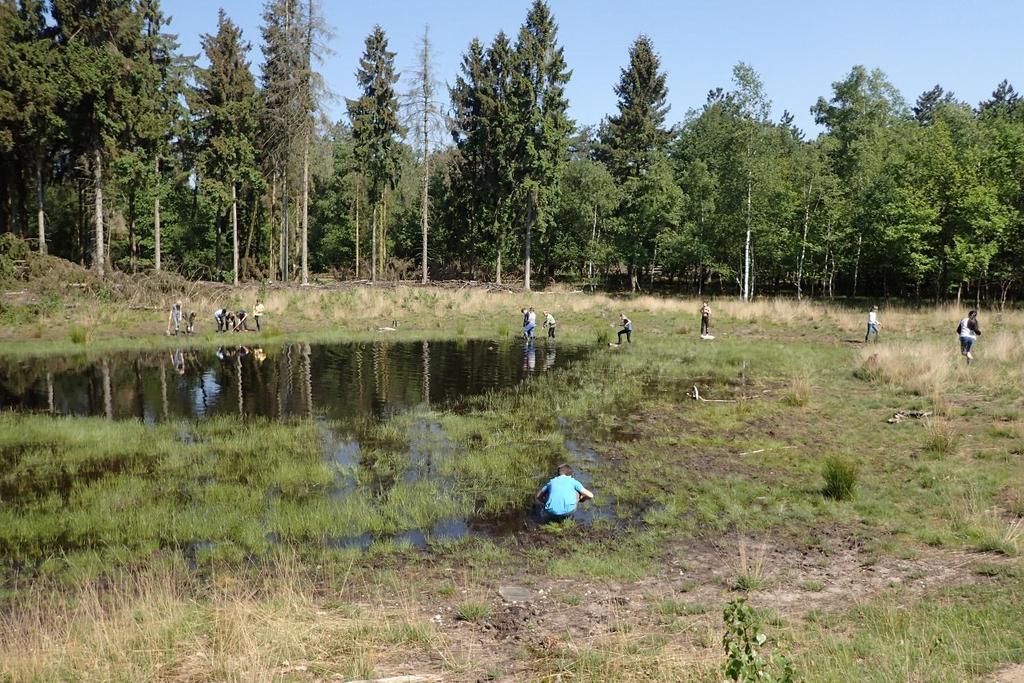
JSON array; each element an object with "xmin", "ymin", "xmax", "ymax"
[{"xmin": 535, "ymin": 464, "xmax": 594, "ymax": 521}]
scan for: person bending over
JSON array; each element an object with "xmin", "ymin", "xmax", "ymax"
[
  {"xmin": 543, "ymin": 310, "xmax": 556, "ymax": 339},
  {"xmin": 213, "ymin": 307, "xmax": 228, "ymax": 333},
  {"xmin": 536, "ymin": 464, "xmax": 594, "ymax": 522}
]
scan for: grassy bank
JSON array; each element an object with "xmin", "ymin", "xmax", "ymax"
[{"xmin": 1, "ymin": 291, "xmax": 1023, "ymax": 681}]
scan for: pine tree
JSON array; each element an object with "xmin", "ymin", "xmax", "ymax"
[
  {"xmin": 513, "ymin": 0, "xmax": 572, "ymax": 290},
  {"xmin": 602, "ymin": 35, "xmax": 670, "ymax": 181},
  {"xmin": 52, "ymin": 0, "xmax": 143, "ymax": 276},
  {"xmin": 346, "ymin": 25, "xmax": 404, "ymax": 282},
  {"xmin": 0, "ymin": 0, "xmax": 63, "ymax": 252},
  {"xmin": 191, "ymin": 9, "xmax": 261, "ymax": 286}
]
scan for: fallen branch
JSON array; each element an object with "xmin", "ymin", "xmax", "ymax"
[
  {"xmin": 739, "ymin": 446, "xmax": 796, "ymax": 456},
  {"xmin": 688, "ymin": 384, "xmax": 736, "ymax": 403}
]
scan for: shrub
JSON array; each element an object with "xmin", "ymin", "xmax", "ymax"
[
  {"xmin": 68, "ymin": 325, "xmax": 90, "ymax": 345},
  {"xmin": 822, "ymin": 456, "xmax": 857, "ymax": 501},
  {"xmin": 924, "ymin": 419, "xmax": 960, "ymax": 457},
  {"xmin": 596, "ymin": 328, "xmax": 611, "ymax": 345}
]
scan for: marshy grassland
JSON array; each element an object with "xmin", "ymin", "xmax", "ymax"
[{"xmin": 2, "ymin": 285, "xmax": 1024, "ymax": 681}]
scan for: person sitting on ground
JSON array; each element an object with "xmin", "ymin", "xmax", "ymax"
[
  {"xmin": 253, "ymin": 299, "xmax": 265, "ymax": 332},
  {"xmin": 535, "ymin": 464, "xmax": 594, "ymax": 522},
  {"xmin": 185, "ymin": 311, "xmax": 196, "ymax": 335},
  {"xmin": 617, "ymin": 314, "xmax": 633, "ymax": 344},
  {"xmin": 214, "ymin": 307, "xmax": 228, "ymax": 333},
  {"xmin": 865, "ymin": 305, "xmax": 881, "ymax": 342},
  {"xmin": 700, "ymin": 301, "xmax": 712, "ymax": 336},
  {"xmin": 234, "ymin": 309, "xmax": 249, "ymax": 332},
  {"xmin": 543, "ymin": 310, "xmax": 556, "ymax": 339},
  {"xmin": 166, "ymin": 301, "xmax": 183, "ymax": 336},
  {"xmin": 957, "ymin": 309, "xmax": 981, "ymax": 364}
]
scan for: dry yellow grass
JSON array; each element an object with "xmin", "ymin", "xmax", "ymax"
[{"xmin": 0, "ymin": 563, "xmax": 452, "ymax": 682}]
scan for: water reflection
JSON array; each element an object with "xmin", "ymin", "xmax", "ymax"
[{"xmin": 0, "ymin": 339, "xmax": 584, "ymax": 422}]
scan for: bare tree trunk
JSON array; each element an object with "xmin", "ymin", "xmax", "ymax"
[
  {"xmin": 301, "ymin": 139, "xmax": 309, "ymax": 285},
  {"xmin": 269, "ymin": 174, "xmax": 276, "ymax": 281},
  {"xmin": 588, "ymin": 204, "xmax": 597, "ymax": 292},
  {"xmin": 93, "ymin": 146, "xmax": 105, "ymax": 277},
  {"xmin": 381, "ymin": 186, "xmax": 388, "ymax": 276},
  {"xmin": 852, "ymin": 232, "xmax": 862, "ymax": 298},
  {"xmin": 281, "ymin": 175, "xmax": 288, "ymax": 281},
  {"xmin": 355, "ymin": 181, "xmax": 360, "ymax": 278},
  {"xmin": 421, "ymin": 144, "xmax": 429, "ymax": 284},
  {"xmin": 128, "ymin": 194, "xmax": 137, "ymax": 273},
  {"xmin": 101, "ymin": 358, "xmax": 112, "ymax": 420},
  {"xmin": 796, "ymin": 180, "xmax": 812, "ymax": 300},
  {"xmin": 232, "ymin": 182, "xmax": 239, "ymax": 286},
  {"xmin": 154, "ymin": 156, "xmax": 161, "ymax": 271},
  {"xmin": 371, "ymin": 199, "xmax": 378, "ymax": 283},
  {"xmin": 743, "ymin": 174, "xmax": 751, "ymax": 301},
  {"xmin": 35, "ymin": 153, "xmax": 46, "ymax": 255},
  {"xmin": 495, "ymin": 232, "xmax": 503, "ymax": 285},
  {"xmin": 524, "ymin": 186, "xmax": 536, "ymax": 291}
]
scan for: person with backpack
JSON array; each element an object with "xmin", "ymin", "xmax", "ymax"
[
  {"xmin": 617, "ymin": 314, "xmax": 633, "ymax": 345},
  {"xmin": 957, "ymin": 310, "xmax": 981, "ymax": 364}
]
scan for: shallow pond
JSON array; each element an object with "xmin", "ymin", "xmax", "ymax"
[
  {"xmin": 0, "ymin": 340, "xmax": 632, "ymax": 570},
  {"xmin": 0, "ymin": 339, "xmax": 581, "ymax": 421}
]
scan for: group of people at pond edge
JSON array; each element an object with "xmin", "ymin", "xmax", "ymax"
[
  {"xmin": 520, "ymin": 306, "xmax": 557, "ymax": 340},
  {"xmin": 166, "ymin": 300, "xmax": 265, "ymax": 336},
  {"xmin": 865, "ymin": 305, "xmax": 982, "ymax": 365}
]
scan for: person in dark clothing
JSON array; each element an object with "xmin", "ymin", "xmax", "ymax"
[
  {"xmin": 185, "ymin": 311, "xmax": 196, "ymax": 335},
  {"xmin": 700, "ymin": 301, "xmax": 711, "ymax": 336},
  {"xmin": 235, "ymin": 310, "xmax": 249, "ymax": 331},
  {"xmin": 957, "ymin": 310, "xmax": 981, "ymax": 364},
  {"xmin": 617, "ymin": 314, "xmax": 633, "ymax": 344}
]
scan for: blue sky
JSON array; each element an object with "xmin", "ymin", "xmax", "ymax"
[{"xmin": 164, "ymin": 0, "xmax": 1023, "ymax": 135}]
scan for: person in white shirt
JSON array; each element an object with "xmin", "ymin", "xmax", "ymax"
[
  {"xmin": 865, "ymin": 306, "xmax": 881, "ymax": 342},
  {"xmin": 527, "ymin": 307, "xmax": 537, "ymax": 340}
]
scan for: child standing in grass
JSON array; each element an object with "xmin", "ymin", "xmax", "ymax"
[
  {"xmin": 865, "ymin": 305, "xmax": 881, "ymax": 342},
  {"xmin": 957, "ymin": 310, "xmax": 981, "ymax": 364}
]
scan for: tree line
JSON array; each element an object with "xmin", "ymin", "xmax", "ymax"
[{"xmin": 2, "ymin": 0, "xmax": 1022, "ymax": 302}]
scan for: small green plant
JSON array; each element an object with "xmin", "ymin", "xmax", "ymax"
[
  {"xmin": 596, "ymin": 328, "xmax": 611, "ymax": 345},
  {"xmin": 68, "ymin": 325, "xmax": 90, "ymax": 345},
  {"xmin": 497, "ymin": 323, "xmax": 510, "ymax": 337},
  {"xmin": 455, "ymin": 601, "xmax": 490, "ymax": 622},
  {"xmin": 822, "ymin": 456, "xmax": 858, "ymax": 501},
  {"xmin": 722, "ymin": 597, "xmax": 796, "ymax": 683},
  {"xmin": 781, "ymin": 374, "xmax": 811, "ymax": 407}
]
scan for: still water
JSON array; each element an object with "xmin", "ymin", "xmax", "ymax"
[
  {"xmin": 0, "ymin": 339, "xmax": 581, "ymax": 421},
  {"xmin": 0, "ymin": 340, "xmax": 626, "ymax": 564}
]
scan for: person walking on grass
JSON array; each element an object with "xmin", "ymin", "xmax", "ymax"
[
  {"xmin": 166, "ymin": 301, "xmax": 182, "ymax": 336},
  {"xmin": 617, "ymin": 314, "xmax": 633, "ymax": 345},
  {"xmin": 865, "ymin": 305, "xmax": 881, "ymax": 342},
  {"xmin": 535, "ymin": 464, "xmax": 594, "ymax": 522},
  {"xmin": 543, "ymin": 310, "xmax": 556, "ymax": 339},
  {"xmin": 957, "ymin": 309, "xmax": 981, "ymax": 364},
  {"xmin": 253, "ymin": 300, "xmax": 265, "ymax": 332},
  {"xmin": 700, "ymin": 301, "xmax": 712, "ymax": 336}
]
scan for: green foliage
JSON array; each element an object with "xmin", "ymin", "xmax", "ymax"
[
  {"xmin": 822, "ymin": 456, "xmax": 858, "ymax": 501},
  {"xmin": 454, "ymin": 601, "xmax": 490, "ymax": 622},
  {"xmin": 722, "ymin": 597, "xmax": 796, "ymax": 683}
]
